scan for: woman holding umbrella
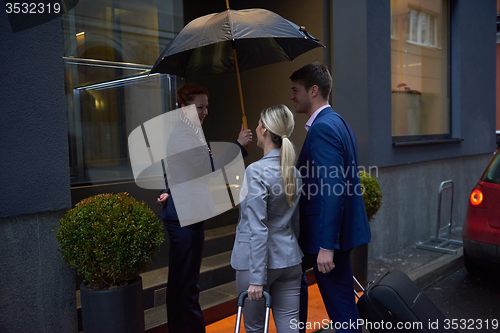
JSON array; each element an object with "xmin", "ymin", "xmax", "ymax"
[
  {"xmin": 231, "ymin": 104, "xmax": 303, "ymax": 332},
  {"xmin": 157, "ymin": 83, "xmax": 252, "ymax": 333}
]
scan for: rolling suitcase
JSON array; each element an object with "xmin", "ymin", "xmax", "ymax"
[
  {"xmin": 234, "ymin": 290, "xmax": 272, "ymax": 333},
  {"xmin": 354, "ymin": 270, "xmax": 458, "ymax": 333}
]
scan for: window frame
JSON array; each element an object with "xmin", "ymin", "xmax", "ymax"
[{"xmin": 391, "ymin": 0, "xmax": 454, "ymax": 145}]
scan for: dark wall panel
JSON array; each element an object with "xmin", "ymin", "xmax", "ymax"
[{"xmin": 0, "ymin": 11, "xmax": 71, "ymax": 217}]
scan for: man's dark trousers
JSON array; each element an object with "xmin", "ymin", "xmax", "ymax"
[{"xmin": 299, "ymin": 250, "xmax": 362, "ymax": 333}]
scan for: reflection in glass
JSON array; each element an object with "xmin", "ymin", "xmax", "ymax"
[
  {"xmin": 61, "ymin": 0, "xmax": 183, "ymax": 185},
  {"xmin": 391, "ymin": 0, "xmax": 449, "ymax": 138}
]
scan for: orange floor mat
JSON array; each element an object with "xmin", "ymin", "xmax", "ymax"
[{"xmin": 206, "ymin": 283, "xmax": 331, "ymax": 333}]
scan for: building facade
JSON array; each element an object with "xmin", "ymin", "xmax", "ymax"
[{"xmin": 1, "ymin": 0, "xmax": 496, "ymax": 331}]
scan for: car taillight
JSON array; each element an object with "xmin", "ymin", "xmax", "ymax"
[{"xmin": 470, "ymin": 186, "xmax": 484, "ymax": 207}]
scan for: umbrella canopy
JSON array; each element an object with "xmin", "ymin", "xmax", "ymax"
[{"xmin": 150, "ymin": 8, "xmax": 324, "ymax": 77}]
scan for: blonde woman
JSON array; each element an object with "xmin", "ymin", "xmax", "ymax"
[{"xmin": 231, "ymin": 105, "xmax": 303, "ymax": 332}]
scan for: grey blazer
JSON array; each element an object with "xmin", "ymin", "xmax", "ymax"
[{"xmin": 231, "ymin": 149, "xmax": 303, "ymax": 285}]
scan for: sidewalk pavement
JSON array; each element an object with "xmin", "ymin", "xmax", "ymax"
[{"xmin": 317, "ymin": 233, "xmax": 464, "ymax": 333}]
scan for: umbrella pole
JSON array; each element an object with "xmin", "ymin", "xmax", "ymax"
[
  {"xmin": 232, "ymin": 48, "xmax": 249, "ymax": 131},
  {"xmin": 226, "ymin": 0, "xmax": 249, "ymax": 132}
]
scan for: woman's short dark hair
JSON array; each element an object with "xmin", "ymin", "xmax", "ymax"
[{"xmin": 289, "ymin": 62, "xmax": 332, "ymax": 101}]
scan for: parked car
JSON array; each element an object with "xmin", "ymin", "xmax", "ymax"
[{"xmin": 462, "ymin": 151, "xmax": 500, "ymax": 275}]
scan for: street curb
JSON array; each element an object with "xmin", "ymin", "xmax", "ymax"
[{"xmin": 408, "ymin": 247, "xmax": 464, "ymax": 290}]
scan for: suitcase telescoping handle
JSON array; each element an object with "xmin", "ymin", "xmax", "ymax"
[
  {"xmin": 353, "ymin": 275, "xmax": 365, "ymax": 300},
  {"xmin": 234, "ymin": 290, "xmax": 272, "ymax": 333}
]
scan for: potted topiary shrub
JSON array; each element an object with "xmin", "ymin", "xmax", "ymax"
[
  {"xmin": 360, "ymin": 171, "xmax": 383, "ymax": 223},
  {"xmin": 352, "ymin": 171, "xmax": 383, "ymax": 291},
  {"xmin": 56, "ymin": 192, "xmax": 164, "ymax": 333}
]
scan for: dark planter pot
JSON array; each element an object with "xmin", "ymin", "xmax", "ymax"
[
  {"xmin": 351, "ymin": 243, "xmax": 369, "ymax": 292},
  {"xmin": 80, "ymin": 276, "xmax": 145, "ymax": 333}
]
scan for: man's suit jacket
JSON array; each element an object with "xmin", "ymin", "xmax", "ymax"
[
  {"xmin": 231, "ymin": 149, "xmax": 303, "ymax": 285},
  {"xmin": 296, "ymin": 106, "xmax": 371, "ymax": 254}
]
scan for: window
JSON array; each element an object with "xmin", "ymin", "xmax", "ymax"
[
  {"xmin": 62, "ymin": 0, "xmax": 184, "ymax": 185},
  {"xmin": 407, "ymin": 9, "xmax": 438, "ymax": 48},
  {"xmin": 390, "ymin": 0, "xmax": 449, "ymax": 140},
  {"xmin": 391, "ymin": 4, "xmax": 398, "ymax": 40},
  {"xmin": 482, "ymin": 152, "xmax": 500, "ymax": 184}
]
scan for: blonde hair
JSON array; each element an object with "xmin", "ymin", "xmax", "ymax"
[{"xmin": 260, "ymin": 105, "xmax": 297, "ymax": 206}]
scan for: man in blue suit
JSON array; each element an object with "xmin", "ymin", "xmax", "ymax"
[{"xmin": 290, "ymin": 63, "xmax": 371, "ymax": 333}]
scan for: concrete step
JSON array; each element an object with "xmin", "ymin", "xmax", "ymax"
[
  {"xmin": 139, "ymin": 224, "xmax": 236, "ymax": 310},
  {"xmin": 140, "ymin": 250, "xmax": 235, "ymax": 310},
  {"xmin": 145, "ymin": 208, "xmax": 239, "ymax": 272},
  {"xmin": 145, "ymin": 280, "xmax": 238, "ymax": 332},
  {"xmin": 204, "ymin": 207, "xmax": 239, "ymax": 230},
  {"xmin": 203, "ymin": 224, "xmax": 236, "ymax": 258}
]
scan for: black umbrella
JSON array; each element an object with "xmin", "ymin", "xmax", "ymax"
[{"xmin": 150, "ymin": 6, "xmax": 324, "ymax": 130}]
